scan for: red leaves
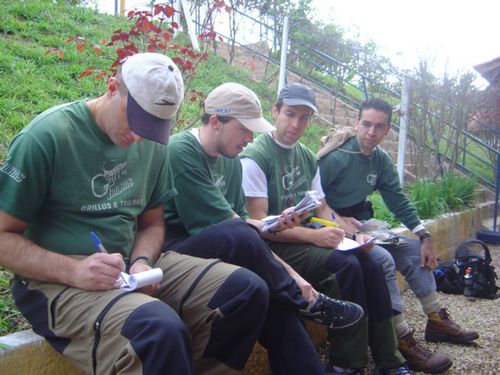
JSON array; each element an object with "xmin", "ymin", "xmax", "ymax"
[
  {"xmin": 50, "ymin": 1, "xmax": 225, "ymax": 115},
  {"xmin": 45, "ymin": 48, "xmax": 64, "ymax": 58}
]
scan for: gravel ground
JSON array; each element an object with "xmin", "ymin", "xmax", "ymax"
[{"xmin": 394, "ymin": 242, "xmax": 500, "ymax": 375}]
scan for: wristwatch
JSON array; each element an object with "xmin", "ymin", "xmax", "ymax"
[{"xmin": 419, "ymin": 230, "xmax": 431, "ymax": 242}]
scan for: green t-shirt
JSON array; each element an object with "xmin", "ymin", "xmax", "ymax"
[
  {"xmin": 0, "ymin": 100, "xmax": 174, "ymax": 257},
  {"xmin": 318, "ymin": 136, "xmax": 420, "ymax": 230},
  {"xmin": 163, "ymin": 129, "xmax": 247, "ymax": 236},
  {"xmin": 240, "ymin": 133, "xmax": 317, "ymax": 216}
]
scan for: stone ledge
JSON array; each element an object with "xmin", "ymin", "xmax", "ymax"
[
  {"xmin": 0, "ymin": 330, "xmax": 85, "ymax": 375},
  {"xmin": 0, "ymin": 322, "xmax": 326, "ymax": 375}
]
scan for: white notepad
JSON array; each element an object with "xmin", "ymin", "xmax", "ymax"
[{"xmin": 119, "ymin": 268, "xmax": 163, "ymax": 291}]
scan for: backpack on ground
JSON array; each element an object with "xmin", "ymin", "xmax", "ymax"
[
  {"xmin": 455, "ymin": 239, "xmax": 499, "ymax": 299},
  {"xmin": 433, "ymin": 260, "xmax": 464, "ymax": 294}
]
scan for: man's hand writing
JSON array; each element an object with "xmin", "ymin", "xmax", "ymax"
[
  {"xmin": 309, "ymin": 226, "xmax": 344, "ymax": 248},
  {"xmin": 74, "ymin": 252, "xmax": 125, "ymax": 291}
]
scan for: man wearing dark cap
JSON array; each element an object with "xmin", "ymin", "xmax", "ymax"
[
  {"xmin": 162, "ymin": 82, "xmax": 364, "ymax": 375},
  {"xmin": 0, "ymin": 53, "xmax": 274, "ymax": 375},
  {"xmin": 241, "ymin": 83, "xmax": 412, "ymax": 375}
]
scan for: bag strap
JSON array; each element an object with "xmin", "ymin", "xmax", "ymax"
[{"xmin": 456, "ymin": 239, "xmax": 492, "ymax": 264}]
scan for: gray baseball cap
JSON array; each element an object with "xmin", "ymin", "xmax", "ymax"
[{"xmin": 278, "ymin": 83, "xmax": 318, "ymax": 113}]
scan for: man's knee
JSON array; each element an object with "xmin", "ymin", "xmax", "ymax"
[
  {"xmin": 122, "ymin": 300, "xmax": 193, "ymax": 373},
  {"xmin": 208, "ymin": 267, "xmax": 269, "ymax": 315},
  {"xmin": 325, "ymin": 251, "xmax": 363, "ymax": 276},
  {"xmin": 204, "ymin": 268, "xmax": 269, "ymax": 369},
  {"xmin": 123, "ymin": 300, "xmax": 190, "ymax": 347},
  {"xmin": 370, "ymin": 246, "xmax": 397, "ymax": 276}
]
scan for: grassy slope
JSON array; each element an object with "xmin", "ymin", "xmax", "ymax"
[{"xmin": 0, "ymin": 0, "xmax": 327, "ymax": 335}]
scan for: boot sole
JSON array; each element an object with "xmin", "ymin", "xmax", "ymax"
[
  {"xmin": 408, "ymin": 359, "xmax": 453, "ymax": 374},
  {"xmin": 425, "ymin": 332, "xmax": 479, "ymax": 344}
]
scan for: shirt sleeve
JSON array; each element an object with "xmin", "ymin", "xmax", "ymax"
[
  {"xmin": 0, "ymin": 133, "xmax": 51, "ymax": 222},
  {"xmin": 377, "ymin": 157, "xmax": 421, "ymax": 231},
  {"xmin": 240, "ymin": 157, "xmax": 268, "ymax": 198},
  {"xmin": 312, "ymin": 167, "xmax": 325, "ymax": 200}
]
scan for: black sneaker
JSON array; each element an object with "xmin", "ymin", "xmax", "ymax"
[
  {"xmin": 373, "ymin": 364, "xmax": 411, "ymax": 375},
  {"xmin": 299, "ymin": 293, "xmax": 364, "ymax": 329}
]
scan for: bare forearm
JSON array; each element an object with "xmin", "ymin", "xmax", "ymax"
[
  {"xmin": 0, "ymin": 232, "xmax": 77, "ymax": 284},
  {"xmin": 265, "ymin": 226, "xmax": 315, "ymax": 243},
  {"xmin": 131, "ymin": 224, "xmax": 164, "ymax": 262},
  {"xmin": 131, "ymin": 206, "xmax": 165, "ymax": 262}
]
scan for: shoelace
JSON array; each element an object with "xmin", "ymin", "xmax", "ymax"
[
  {"xmin": 318, "ymin": 295, "xmax": 347, "ymax": 320},
  {"xmin": 439, "ymin": 309, "xmax": 461, "ymax": 330},
  {"xmin": 404, "ymin": 331, "xmax": 433, "ymax": 359}
]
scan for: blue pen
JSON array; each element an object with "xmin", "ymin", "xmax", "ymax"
[
  {"xmin": 90, "ymin": 232, "xmax": 127, "ymax": 283},
  {"xmin": 331, "ymin": 212, "xmax": 336, "ymax": 221},
  {"xmin": 90, "ymin": 231, "xmax": 108, "ymax": 253}
]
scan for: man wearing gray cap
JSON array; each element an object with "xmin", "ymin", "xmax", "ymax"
[
  {"xmin": 0, "ymin": 53, "xmax": 275, "ymax": 375},
  {"xmin": 163, "ymin": 82, "xmax": 364, "ymax": 374},
  {"xmin": 241, "ymin": 83, "xmax": 411, "ymax": 374}
]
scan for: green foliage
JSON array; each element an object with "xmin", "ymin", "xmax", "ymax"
[
  {"xmin": 370, "ymin": 192, "xmax": 401, "ymax": 228},
  {"xmin": 0, "ymin": 268, "xmax": 29, "ymax": 336},
  {"xmin": 438, "ymin": 173, "xmax": 477, "ymax": 210},
  {"xmin": 371, "ymin": 173, "xmax": 477, "ymax": 228},
  {"xmin": 302, "ymin": 121, "xmax": 329, "ymax": 153},
  {"xmin": 408, "ymin": 180, "xmax": 447, "ymax": 220}
]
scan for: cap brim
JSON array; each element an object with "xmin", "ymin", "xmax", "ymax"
[
  {"xmin": 282, "ymin": 98, "xmax": 318, "ymax": 113},
  {"xmin": 127, "ymin": 95, "xmax": 173, "ymax": 144},
  {"xmin": 238, "ymin": 117, "xmax": 276, "ymax": 133}
]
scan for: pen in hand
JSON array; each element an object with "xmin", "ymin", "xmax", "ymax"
[
  {"xmin": 90, "ymin": 231, "xmax": 126, "ymax": 284},
  {"xmin": 90, "ymin": 231, "xmax": 108, "ymax": 253}
]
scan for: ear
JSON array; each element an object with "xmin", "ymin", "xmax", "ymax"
[
  {"xmin": 272, "ymin": 105, "xmax": 279, "ymax": 121},
  {"xmin": 208, "ymin": 114, "xmax": 221, "ymax": 130},
  {"xmin": 107, "ymin": 76, "xmax": 120, "ymax": 94}
]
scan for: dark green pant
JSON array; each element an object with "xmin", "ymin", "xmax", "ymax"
[{"xmin": 269, "ymin": 241, "xmax": 404, "ymax": 369}]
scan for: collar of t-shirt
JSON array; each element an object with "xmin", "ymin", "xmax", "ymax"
[
  {"xmin": 189, "ymin": 128, "xmax": 201, "ymax": 143},
  {"xmin": 269, "ymin": 132, "xmax": 294, "ymax": 150}
]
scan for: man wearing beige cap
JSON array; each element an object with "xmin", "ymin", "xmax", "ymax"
[
  {"xmin": 163, "ymin": 82, "xmax": 364, "ymax": 374},
  {"xmin": 0, "ymin": 54, "xmax": 278, "ymax": 375}
]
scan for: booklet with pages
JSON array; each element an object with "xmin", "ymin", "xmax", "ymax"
[
  {"xmin": 119, "ymin": 268, "xmax": 163, "ymax": 291},
  {"xmin": 261, "ymin": 190, "xmax": 322, "ymax": 232}
]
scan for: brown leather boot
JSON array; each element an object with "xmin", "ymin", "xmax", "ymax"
[
  {"xmin": 425, "ymin": 308, "xmax": 479, "ymax": 343},
  {"xmin": 399, "ymin": 330, "xmax": 452, "ymax": 373}
]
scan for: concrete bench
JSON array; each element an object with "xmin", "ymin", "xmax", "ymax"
[{"xmin": 0, "ymin": 322, "xmax": 327, "ymax": 375}]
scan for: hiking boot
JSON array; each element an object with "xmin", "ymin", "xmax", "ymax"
[
  {"xmin": 425, "ymin": 308, "xmax": 479, "ymax": 344},
  {"xmin": 373, "ymin": 363, "xmax": 411, "ymax": 375},
  {"xmin": 300, "ymin": 293, "xmax": 364, "ymax": 329},
  {"xmin": 399, "ymin": 330, "xmax": 452, "ymax": 373}
]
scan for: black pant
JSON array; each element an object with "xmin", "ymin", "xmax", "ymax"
[{"xmin": 164, "ymin": 218, "xmax": 326, "ymax": 375}]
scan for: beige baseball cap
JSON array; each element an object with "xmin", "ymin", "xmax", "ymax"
[
  {"xmin": 122, "ymin": 53, "xmax": 184, "ymax": 144},
  {"xmin": 204, "ymin": 82, "xmax": 275, "ymax": 132}
]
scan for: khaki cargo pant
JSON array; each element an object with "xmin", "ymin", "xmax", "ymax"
[{"xmin": 12, "ymin": 251, "xmax": 269, "ymax": 375}]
